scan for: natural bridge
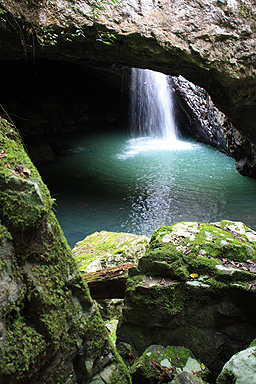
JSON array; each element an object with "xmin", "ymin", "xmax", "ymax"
[{"xmin": 1, "ymin": 0, "xmax": 256, "ymax": 142}]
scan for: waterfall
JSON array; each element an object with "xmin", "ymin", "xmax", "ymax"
[{"xmin": 130, "ymin": 68, "xmax": 178, "ymax": 141}]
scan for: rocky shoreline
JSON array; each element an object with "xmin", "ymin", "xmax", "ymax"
[{"xmin": 73, "ymin": 222, "xmax": 256, "ymax": 384}]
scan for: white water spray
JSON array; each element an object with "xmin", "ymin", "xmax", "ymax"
[
  {"xmin": 118, "ymin": 67, "xmax": 192, "ymax": 159},
  {"xmin": 130, "ymin": 68, "xmax": 178, "ymax": 141}
]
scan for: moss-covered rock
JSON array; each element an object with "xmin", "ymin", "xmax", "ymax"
[
  {"xmin": 72, "ymin": 231, "xmax": 149, "ymax": 273},
  {"xmin": 250, "ymin": 338, "xmax": 256, "ymax": 347},
  {"xmin": 72, "ymin": 231, "xmax": 149, "ymax": 349},
  {"xmin": 0, "ymin": 117, "xmax": 131, "ymax": 384},
  {"xmin": 0, "ymin": 118, "xmax": 51, "ymax": 236},
  {"xmin": 117, "ymin": 221, "xmax": 256, "ymax": 379},
  {"xmin": 130, "ymin": 344, "xmax": 209, "ymax": 384}
]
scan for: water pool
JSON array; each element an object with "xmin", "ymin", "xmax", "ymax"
[{"xmin": 38, "ymin": 130, "xmax": 256, "ymax": 248}]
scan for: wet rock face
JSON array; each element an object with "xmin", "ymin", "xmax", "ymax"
[
  {"xmin": 173, "ymin": 76, "xmax": 256, "ymax": 178},
  {"xmin": 216, "ymin": 345, "xmax": 256, "ymax": 384},
  {"xmin": 116, "ymin": 220, "xmax": 256, "ymax": 379},
  {"xmin": 1, "ymin": 0, "xmax": 256, "ymax": 144}
]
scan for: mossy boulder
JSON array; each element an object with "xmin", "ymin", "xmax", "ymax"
[
  {"xmin": 73, "ymin": 231, "xmax": 149, "ymax": 300},
  {"xmin": 216, "ymin": 346, "xmax": 256, "ymax": 384},
  {"xmin": 72, "ymin": 231, "xmax": 150, "ymax": 273},
  {"xmin": 0, "ymin": 117, "xmax": 131, "ymax": 384},
  {"xmin": 117, "ymin": 221, "xmax": 256, "ymax": 379},
  {"xmin": 130, "ymin": 344, "xmax": 209, "ymax": 384}
]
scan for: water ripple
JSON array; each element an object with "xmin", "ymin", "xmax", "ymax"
[{"xmin": 38, "ymin": 131, "xmax": 256, "ymax": 247}]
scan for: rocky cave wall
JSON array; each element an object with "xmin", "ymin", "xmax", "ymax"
[
  {"xmin": 2, "ymin": 58, "xmax": 256, "ymax": 177},
  {"xmin": 1, "ymin": 0, "xmax": 256, "ymax": 145},
  {"xmin": 1, "ymin": 1, "xmax": 256, "ymax": 382},
  {"xmin": 172, "ymin": 76, "xmax": 256, "ymax": 177}
]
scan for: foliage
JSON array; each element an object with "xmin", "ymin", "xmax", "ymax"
[
  {"xmin": 0, "ymin": 318, "xmax": 47, "ymax": 379},
  {"xmin": 89, "ymin": 0, "xmax": 119, "ymax": 19},
  {"xmin": 97, "ymin": 31, "xmax": 117, "ymax": 45},
  {"xmin": 0, "ymin": 6, "xmax": 6, "ymax": 23},
  {"xmin": 0, "ymin": 0, "xmax": 120, "ymax": 53},
  {"xmin": 36, "ymin": 25, "xmax": 58, "ymax": 46}
]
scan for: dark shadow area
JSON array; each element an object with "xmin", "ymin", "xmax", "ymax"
[{"xmin": 1, "ymin": 59, "xmax": 124, "ymax": 164}]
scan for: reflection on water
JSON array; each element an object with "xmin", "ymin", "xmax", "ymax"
[
  {"xmin": 117, "ymin": 136, "xmax": 193, "ymax": 159},
  {"xmin": 38, "ymin": 131, "xmax": 256, "ymax": 248}
]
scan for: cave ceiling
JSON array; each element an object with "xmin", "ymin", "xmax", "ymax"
[{"xmin": 1, "ymin": 0, "xmax": 256, "ymax": 142}]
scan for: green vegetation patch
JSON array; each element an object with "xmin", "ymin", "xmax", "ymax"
[
  {"xmin": 123, "ymin": 276, "xmax": 186, "ymax": 327},
  {"xmin": 137, "ymin": 221, "xmax": 256, "ymax": 290},
  {"xmin": 0, "ymin": 317, "xmax": 47, "ymax": 379},
  {"xmin": 84, "ymin": 309, "xmax": 131, "ymax": 383},
  {"xmin": 0, "ymin": 117, "xmax": 52, "ymax": 234},
  {"xmin": 130, "ymin": 344, "xmax": 209, "ymax": 382},
  {"xmin": 72, "ymin": 230, "xmax": 149, "ymax": 273}
]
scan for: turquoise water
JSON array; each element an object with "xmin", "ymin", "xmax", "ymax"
[{"xmin": 38, "ymin": 130, "xmax": 256, "ymax": 248}]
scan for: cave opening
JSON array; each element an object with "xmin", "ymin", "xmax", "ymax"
[{"xmin": 2, "ymin": 59, "xmax": 256, "ymax": 248}]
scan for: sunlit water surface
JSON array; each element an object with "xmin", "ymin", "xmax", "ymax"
[{"xmin": 38, "ymin": 130, "xmax": 256, "ymax": 248}]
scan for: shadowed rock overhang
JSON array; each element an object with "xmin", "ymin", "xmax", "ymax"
[{"xmin": 1, "ymin": 0, "xmax": 256, "ymax": 143}]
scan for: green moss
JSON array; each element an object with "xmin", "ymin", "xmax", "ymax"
[
  {"xmin": 0, "ymin": 117, "xmax": 52, "ymax": 234},
  {"xmin": 0, "ymin": 225, "xmax": 13, "ymax": 275},
  {"xmin": 25, "ymin": 255, "xmax": 92, "ymax": 352},
  {"xmin": 139, "ymin": 248, "xmax": 190, "ymax": 281},
  {"xmin": 72, "ymin": 230, "xmax": 149, "ymax": 273},
  {"xmin": 125, "ymin": 275, "xmax": 146, "ymax": 294},
  {"xmin": 3, "ymin": 212, "xmax": 90, "ymax": 366},
  {"xmin": 0, "ymin": 117, "xmax": 130, "ymax": 383},
  {"xmin": 204, "ymin": 278, "xmax": 229, "ymax": 291},
  {"xmin": 144, "ymin": 222, "xmax": 256, "ymax": 291},
  {"xmin": 130, "ymin": 345, "xmax": 209, "ymax": 382},
  {"xmin": 190, "ymin": 255, "xmax": 220, "ymax": 275},
  {"xmin": 123, "ymin": 278, "xmax": 186, "ymax": 328},
  {"xmin": 85, "ymin": 309, "xmax": 131, "ymax": 383},
  {"xmin": 85, "ymin": 310, "xmax": 110, "ymax": 355},
  {"xmin": 109, "ymin": 350, "xmax": 132, "ymax": 384},
  {"xmin": 0, "ymin": 317, "xmax": 47, "ymax": 379},
  {"xmin": 216, "ymin": 369, "xmax": 236, "ymax": 384}
]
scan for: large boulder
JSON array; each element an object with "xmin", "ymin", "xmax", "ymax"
[
  {"xmin": 116, "ymin": 221, "xmax": 256, "ymax": 378},
  {"xmin": 73, "ymin": 231, "xmax": 149, "ymax": 299},
  {"xmin": 216, "ymin": 346, "xmax": 256, "ymax": 384},
  {"xmin": 0, "ymin": 117, "xmax": 131, "ymax": 384},
  {"xmin": 73, "ymin": 230, "xmax": 150, "ymax": 274}
]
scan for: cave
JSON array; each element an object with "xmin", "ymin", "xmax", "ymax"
[
  {"xmin": 1, "ymin": 1, "xmax": 256, "ymax": 383},
  {"xmin": 1, "ymin": 57, "xmax": 256, "ymax": 250}
]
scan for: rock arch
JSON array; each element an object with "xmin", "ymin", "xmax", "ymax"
[{"xmin": 1, "ymin": 0, "xmax": 256, "ymax": 142}]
